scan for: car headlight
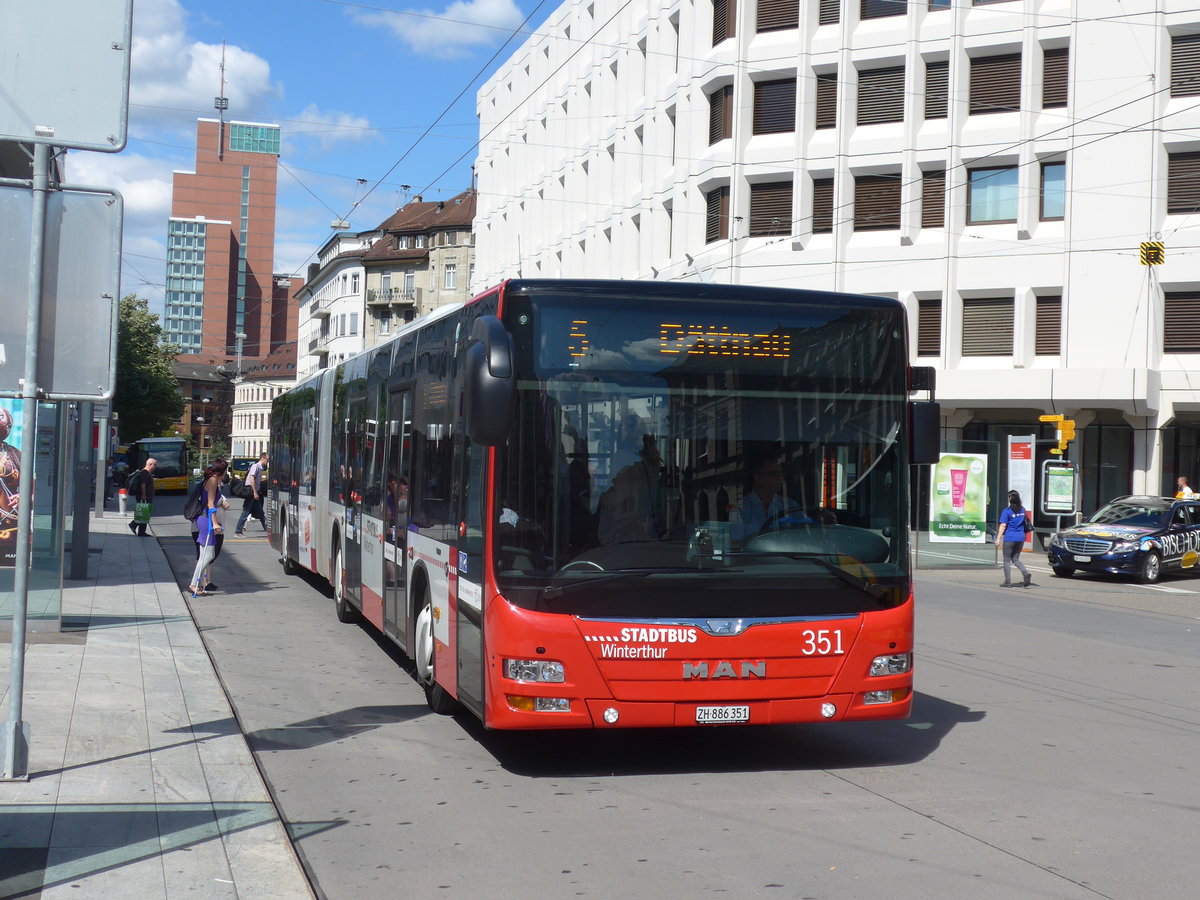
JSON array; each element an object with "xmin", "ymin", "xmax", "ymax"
[
  {"xmin": 1111, "ymin": 540, "xmax": 1139, "ymax": 553},
  {"xmin": 1050, "ymin": 533, "xmax": 1064, "ymax": 548}
]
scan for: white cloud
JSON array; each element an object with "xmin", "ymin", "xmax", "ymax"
[
  {"xmin": 130, "ymin": 0, "xmax": 280, "ymax": 131},
  {"xmin": 288, "ymin": 105, "xmax": 376, "ymax": 154},
  {"xmin": 351, "ymin": 0, "xmax": 526, "ymax": 60}
]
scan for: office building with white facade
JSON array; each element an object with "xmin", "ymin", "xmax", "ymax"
[{"xmin": 475, "ymin": 0, "xmax": 1200, "ymax": 512}]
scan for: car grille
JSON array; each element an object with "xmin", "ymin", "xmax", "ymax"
[{"xmin": 1064, "ymin": 537, "xmax": 1113, "ymax": 555}]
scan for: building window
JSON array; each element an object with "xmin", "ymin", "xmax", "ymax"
[
  {"xmin": 917, "ymin": 299, "xmax": 942, "ymax": 356},
  {"xmin": 1172, "ymin": 34, "xmax": 1200, "ymax": 97},
  {"xmin": 861, "ymin": 0, "xmax": 903, "ymax": 19},
  {"xmin": 853, "ymin": 174, "xmax": 901, "ymax": 230},
  {"xmin": 962, "ymin": 298, "xmax": 1014, "ymax": 356},
  {"xmin": 815, "ymin": 72, "xmax": 837, "ymax": 129},
  {"xmin": 380, "ymin": 311, "xmax": 391, "ymax": 335},
  {"xmin": 350, "ymin": 313, "xmax": 359, "ymax": 335},
  {"xmin": 969, "ymin": 53, "xmax": 1021, "ymax": 115},
  {"xmin": 857, "ymin": 65, "xmax": 905, "ymax": 125},
  {"xmin": 818, "ymin": 0, "xmax": 839, "ymax": 25},
  {"xmin": 925, "ymin": 60, "xmax": 948, "ymax": 120},
  {"xmin": 351, "ymin": 273, "xmax": 360, "ymax": 294},
  {"xmin": 812, "ymin": 177, "xmax": 834, "ymax": 234},
  {"xmin": 712, "ymin": 0, "xmax": 735, "ymax": 45},
  {"xmin": 398, "ymin": 235, "xmax": 409, "ymax": 249},
  {"xmin": 706, "ymin": 186, "xmax": 730, "ymax": 242},
  {"xmin": 1035, "ymin": 296, "xmax": 1062, "ymax": 355},
  {"xmin": 748, "ymin": 181, "xmax": 793, "ymax": 237},
  {"xmin": 929, "ymin": 0, "xmax": 951, "ymax": 10},
  {"xmin": 753, "ymin": 78, "xmax": 796, "ymax": 134},
  {"xmin": 708, "ymin": 85, "xmax": 733, "ymax": 144},
  {"xmin": 1165, "ymin": 292, "xmax": 1200, "ymax": 352},
  {"xmin": 416, "ymin": 234, "xmax": 426, "ymax": 248},
  {"xmin": 1040, "ymin": 161, "xmax": 1065, "ymax": 220},
  {"xmin": 967, "ymin": 166, "xmax": 1019, "ymax": 224},
  {"xmin": 444, "ymin": 264, "xmax": 457, "ymax": 290},
  {"xmin": 922, "ymin": 169, "xmax": 946, "ymax": 228},
  {"xmin": 1168, "ymin": 151, "xmax": 1200, "ymax": 215},
  {"xmin": 757, "ymin": 0, "xmax": 797, "ymax": 31},
  {"xmin": 405, "ymin": 271, "xmax": 416, "ymax": 295},
  {"xmin": 1042, "ymin": 47, "xmax": 1068, "ymax": 109}
]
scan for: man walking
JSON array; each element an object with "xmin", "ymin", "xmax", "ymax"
[
  {"xmin": 126, "ymin": 458, "xmax": 157, "ymax": 536},
  {"xmin": 235, "ymin": 451, "xmax": 268, "ymax": 535}
]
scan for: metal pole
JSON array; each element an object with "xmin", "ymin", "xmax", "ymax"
[
  {"xmin": 70, "ymin": 402, "xmax": 93, "ymax": 580},
  {"xmin": 3, "ymin": 143, "xmax": 49, "ymax": 781},
  {"xmin": 94, "ymin": 415, "xmax": 109, "ymax": 518}
]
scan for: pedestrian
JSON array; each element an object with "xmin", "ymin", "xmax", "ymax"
[
  {"xmin": 235, "ymin": 451, "xmax": 269, "ymax": 535},
  {"xmin": 995, "ymin": 489, "xmax": 1032, "ymax": 588},
  {"xmin": 105, "ymin": 457, "xmax": 115, "ymax": 501},
  {"xmin": 1175, "ymin": 476, "xmax": 1196, "ymax": 499},
  {"xmin": 126, "ymin": 458, "xmax": 158, "ymax": 536},
  {"xmin": 188, "ymin": 459, "xmax": 228, "ymax": 597},
  {"xmin": 191, "ymin": 469, "xmax": 230, "ymax": 592}
]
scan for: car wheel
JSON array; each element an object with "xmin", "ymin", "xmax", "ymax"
[
  {"xmin": 415, "ymin": 588, "xmax": 457, "ymax": 715},
  {"xmin": 1138, "ymin": 551, "xmax": 1161, "ymax": 585},
  {"xmin": 333, "ymin": 543, "xmax": 357, "ymax": 623},
  {"xmin": 1051, "ymin": 566, "xmax": 1075, "ymax": 578}
]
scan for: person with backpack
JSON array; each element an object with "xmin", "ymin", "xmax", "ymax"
[
  {"xmin": 995, "ymin": 489, "xmax": 1032, "ymax": 588},
  {"xmin": 235, "ymin": 451, "xmax": 269, "ymax": 535},
  {"xmin": 188, "ymin": 465, "xmax": 230, "ymax": 592},
  {"xmin": 188, "ymin": 459, "xmax": 228, "ymax": 598}
]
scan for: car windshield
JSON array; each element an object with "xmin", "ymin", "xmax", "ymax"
[
  {"xmin": 1088, "ymin": 501, "xmax": 1170, "ymax": 529},
  {"xmin": 491, "ymin": 289, "xmax": 911, "ymax": 618}
]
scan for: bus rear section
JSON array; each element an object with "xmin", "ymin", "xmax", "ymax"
[{"xmin": 125, "ymin": 436, "xmax": 189, "ymax": 492}]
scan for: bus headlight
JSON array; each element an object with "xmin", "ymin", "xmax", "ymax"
[
  {"xmin": 504, "ymin": 658, "xmax": 565, "ymax": 683},
  {"xmin": 869, "ymin": 652, "xmax": 911, "ymax": 676}
]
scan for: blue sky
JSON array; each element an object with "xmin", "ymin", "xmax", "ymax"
[{"xmin": 72, "ymin": 0, "xmax": 552, "ymax": 316}]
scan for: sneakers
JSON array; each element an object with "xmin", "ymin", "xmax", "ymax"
[
  {"xmin": 234, "ymin": 531, "xmax": 244, "ymax": 536},
  {"xmin": 1022, "ymin": 572, "xmax": 1032, "ymax": 588},
  {"xmin": 999, "ymin": 582, "xmax": 1012, "ymax": 587}
]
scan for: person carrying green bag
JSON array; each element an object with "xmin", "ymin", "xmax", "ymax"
[{"xmin": 127, "ymin": 458, "xmax": 158, "ymax": 537}]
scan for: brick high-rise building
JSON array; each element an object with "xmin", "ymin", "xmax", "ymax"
[{"xmin": 164, "ymin": 118, "xmax": 295, "ymax": 368}]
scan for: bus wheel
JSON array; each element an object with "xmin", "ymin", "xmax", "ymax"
[
  {"xmin": 1138, "ymin": 551, "xmax": 1161, "ymax": 585},
  {"xmin": 280, "ymin": 517, "xmax": 297, "ymax": 576},
  {"xmin": 332, "ymin": 545, "xmax": 357, "ymax": 623},
  {"xmin": 415, "ymin": 590, "xmax": 457, "ymax": 715}
]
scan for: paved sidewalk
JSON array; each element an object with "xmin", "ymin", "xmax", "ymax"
[{"xmin": 0, "ymin": 516, "xmax": 313, "ymax": 899}]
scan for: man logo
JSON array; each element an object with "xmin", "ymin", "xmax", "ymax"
[{"xmin": 682, "ymin": 661, "xmax": 766, "ymax": 680}]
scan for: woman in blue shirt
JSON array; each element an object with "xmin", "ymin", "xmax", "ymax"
[
  {"xmin": 995, "ymin": 490, "xmax": 1032, "ymax": 587},
  {"xmin": 188, "ymin": 459, "xmax": 228, "ymax": 598}
]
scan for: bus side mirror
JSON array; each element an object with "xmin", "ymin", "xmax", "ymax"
[
  {"xmin": 465, "ymin": 315, "xmax": 515, "ymax": 445},
  {"xmin": 909, "ymin": 401, "xmax": 941, "ymax": 466}
]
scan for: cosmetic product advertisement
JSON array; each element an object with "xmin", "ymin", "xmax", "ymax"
[{"xmin": 929, "ymin": 452, "xmax": 988, "ymax": 543}]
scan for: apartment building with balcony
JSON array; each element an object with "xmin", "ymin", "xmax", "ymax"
[
  {"xmin": 362, "ymin": 190, "xmax": 478, "ymax": 345},
  {"xmin": 475, "ymin": 0, "xmax": 1200, "ymax": 513},
  {"xmin": 295, "ymin": 231, "xmax": 373, "ymax": 379}
]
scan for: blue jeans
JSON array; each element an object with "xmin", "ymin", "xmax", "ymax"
[{"xmin": 236, "ymin": 497, "xmax": 265, "ymax": 533}]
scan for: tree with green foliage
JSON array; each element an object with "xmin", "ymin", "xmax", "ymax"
[{"xmin": 114, "ymin": 295, "xmax": 184, "ymax": 443}]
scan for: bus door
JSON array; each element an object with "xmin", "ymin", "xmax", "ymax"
[
  {"xmin": 453, "ymin": 436, "xmax": 487, "ymax": 714},
  {"xmin": 343, "ymin": 394, "xmax": 366, "ymax": 608},
  {"xmin": 383, "ymin": 390, "xmax": 412, "ymax": 646}
]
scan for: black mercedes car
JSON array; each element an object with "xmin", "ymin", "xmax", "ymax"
[{"xmin": 1047, "ymin": 495, "xmax": 1200, "ymax": 584}]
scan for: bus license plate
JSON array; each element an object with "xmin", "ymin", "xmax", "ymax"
[{"xmin": 696, "ymin": 705, "xmax": 750, "ymax": 725}]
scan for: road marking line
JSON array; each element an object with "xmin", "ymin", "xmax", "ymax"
[{"xmin": 1140, "ymin": 584, "xmax": 1194, "ymax": 594}]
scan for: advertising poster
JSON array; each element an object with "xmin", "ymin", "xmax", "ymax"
[
  {"xmin": 930, "ymin": 452, "xmax": 988, "ymax": 543},
  {"xmin": 0, "ymin": 398, "xmax": 24, "ymax": 567}
]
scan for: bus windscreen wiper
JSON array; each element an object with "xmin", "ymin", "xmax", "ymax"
[{"xmin": 541, "ymin": 567, "xmax": 717, "ymax": 601}]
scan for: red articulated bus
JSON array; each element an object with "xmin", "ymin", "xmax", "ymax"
[{"xmin": 268, "ymin": 279, "xmax": 939, "ymax": 729}]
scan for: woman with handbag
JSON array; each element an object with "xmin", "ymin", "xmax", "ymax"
[
  {"xmin": 996, "ymin": 490, "xmax": 1032, "ymax": 588},
  {"xmin": 188, "ymin": 459, "xmax": 228, "ymax": 598}
]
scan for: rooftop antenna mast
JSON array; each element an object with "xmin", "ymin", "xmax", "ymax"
[{"xmin": 214, "ymin": 40, "xmax": 229, "ymax": 160}]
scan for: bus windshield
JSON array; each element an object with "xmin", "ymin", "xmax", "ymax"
[{"xmin": 491, "ymin": 289, "xmax": 910, "ymax": 618}]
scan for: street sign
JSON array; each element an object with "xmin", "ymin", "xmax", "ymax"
[
  {"xmin": 1139, "ymin": 241, "xmax": 1165, "ymax": 266},
  {"xmin": 0, "ymin": 0, "xmax": 133, "ymax": 152},
  {"xmin": 0, "ymin": 182, "xmax": 122, "ymax": 400}
]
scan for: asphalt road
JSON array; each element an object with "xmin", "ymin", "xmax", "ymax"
[{"xmin": 151, "ymin": 494, "xmax": 1200, "ymax": 900}]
